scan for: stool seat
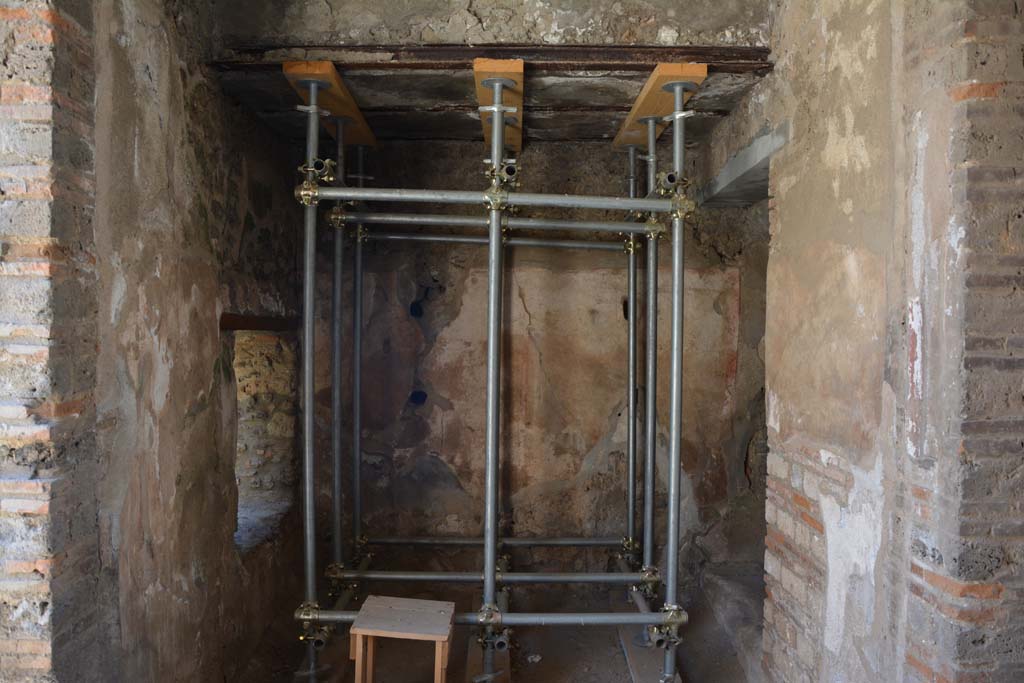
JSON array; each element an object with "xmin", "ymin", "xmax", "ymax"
[{"xmin": 350, "ymin": 595, "xmax": 455, "ymax": 682}]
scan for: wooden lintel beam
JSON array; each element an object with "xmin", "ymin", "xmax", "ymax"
[
  {"xmin": 283, "ymin": 60, "xmax": 376, "ymax": 147},
  {"xmin": 215, "ymin": 44, "xmax": 771, "ymax": 72},
  {"xmin": 219, "ymin": 313, "xmax": 299, "ymax": 332},
  {"xmin": 613, "ymin": 63, "xmax": 707, "ymax": 148}
]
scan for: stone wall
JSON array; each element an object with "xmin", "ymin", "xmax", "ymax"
[
  {"xmin": 214, "ymin": 0, "xmax": 770, "ymax": 49},
  {"xmin": 231, "ymin": 331, "xmax": 298, "ymax": 551},
  {"xmin": 701, "ymin": 0, "xmax": 1024, "ymax": 681}
]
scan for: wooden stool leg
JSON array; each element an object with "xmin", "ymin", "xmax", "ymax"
[
  {"xmin": 434, "ymin": 640, "xmax": 445, "ymax": 683},
  {"xmin": 350, "ymin": 631, "xmax": 357, "ymax": 660},
  {"xmin": 353, "ymin": 634, "xmax": 365, "ymax": 683},
  {"xmin": 365, "ymin": 636, "xmax": 376, "ymax": 683}
]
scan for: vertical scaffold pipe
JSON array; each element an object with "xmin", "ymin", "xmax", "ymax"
[
  {"xmin": 642, "ymin": 114, "xmax": 661, "ymax": 573},
  {"xmin": 643, "ymin": 231, "xmax": 658, "ymax": 570},
  {"xmin": 301, "ymin": 82, "xmax": 320, "ymax": 607},
  {"xmin": 644, "ymin": 116, "xmax": 659, "ymax": 194},
  {"xmin": 330, "ymin": 120, "xmax": 346, "ymax": 568},
  {"xmin": 351, "ymin": 145, "xmax": 366, "ymax": 557},
  {"xmin": 352, "ymin": 213, "xmax": 364, "ymax": 549},
  {"xmin": 626, "ymin": 150, "xmax": 639, "ymax": 548},
  {"xmin": 482, "ymin": 77, "xmax": 509, "ymax": 611},
  {"xmin": 662, "ymin": 80, "xmax": 691, "ymax": 683}
]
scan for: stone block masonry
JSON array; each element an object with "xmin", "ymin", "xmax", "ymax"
[{"xmin": 0, "ymin": 0, "xmax": 99, "ymax": 681}]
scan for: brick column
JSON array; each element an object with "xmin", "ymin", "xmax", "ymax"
[
  {"xmin": 0, "ymin": 2, "xmax": 97, "ymax": 680},
  {"xmin": 906, "ymin": 4, "xmax": 1024, "ymax": 682}
]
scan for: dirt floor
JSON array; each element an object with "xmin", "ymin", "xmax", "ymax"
[{"xmin": 271, "ymin": 581, "xmax": 755, "ymax": 683}]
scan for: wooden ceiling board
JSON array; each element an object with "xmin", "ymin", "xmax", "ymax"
[
  {"xmin": 612, "ymin": 62, "xmax": 707, "ymax": 148},
  {"xmin": 283, "ymin": 60, "xmax": 377, "ymax": 146},
  {"xmin": 472, "ymin": 58, "xmax": 525, "ymax": 153}
]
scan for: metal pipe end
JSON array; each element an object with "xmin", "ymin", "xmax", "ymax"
[
  {"xmin": 492, "ymin": 628, "xmax": 512, "ymax": 651},
  {"xmin": 296, "ymin": 78, "xmax": 332, "ymax": 91},
  {"xmin": 299, "ymin": 625, "xmax": 332, "ymax": 651},
  {"xmin": 660, "ymin": 81, "xmax": 699, "ymax": 94},
  {"xmin": 481, "ymin": 77, "xmax": 517, "ymax": 89},
  {"xmin": 646, "ymin": 626, "xmax": 669, "ymax": 649}
]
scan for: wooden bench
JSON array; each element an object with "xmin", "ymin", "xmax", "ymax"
[{"xmin": 350, "ymin": 595, "xmax": 455, "ymax": 683}]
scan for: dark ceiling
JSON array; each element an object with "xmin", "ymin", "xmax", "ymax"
[{"xmin": 213, "ymin": 44, "xmax": 771, "ymax": 147}]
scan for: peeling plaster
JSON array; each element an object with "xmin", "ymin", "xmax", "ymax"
[{"xmin": 821, "ymin": 454, "xmax": 883, "ymax": 654}]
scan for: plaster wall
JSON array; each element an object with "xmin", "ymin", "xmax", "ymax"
[
  {"xmin": 89, "ymin": 0, "xmax": 305, "ymax": 680},
  {"xmin": 701, "ymin": 0, "xmax": 1024, "ymax": 681}
]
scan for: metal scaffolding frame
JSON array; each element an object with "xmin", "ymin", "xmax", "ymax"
[{"xmin": 291, "ymin": 73, "xmax": 697, "ymax": 682}]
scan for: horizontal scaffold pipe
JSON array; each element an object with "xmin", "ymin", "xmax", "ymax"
[
  {"xmin": 364, "ymin": 231, "xmax": 624, "ymax": 252},
  {"xmin": 366, "ymin": 536, "xmax": 622, "ymax": 547},
  {"xmin": 316, "ymin": 186, "xmax": 673, "ymax": 213},
  {"xmin": 304, "ymin": 610, "xmax": 676, "ymax": 627},
  {"xmin": 327, "ymin": 570, "xmax": 643, "ymax": 584},
  {"xmin": 344, "ymin": 212, "xmax": 651, "ymax": 235}
]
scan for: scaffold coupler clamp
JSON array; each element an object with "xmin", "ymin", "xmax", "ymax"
[
  {"xmin": 645, "ymin": 216, "xmax": 667, "ymax": 240},
  {"xmin": 296, "ymin": 602, "xmax": 330, "ymax": 650},
  {"xmin": 477, "ymin": 603, "xmax": 502, "ymax": 629},
  {"xmin": 294, "ymin": 179, "xmax": 319, "ymax": 206},
  {"xmin": 661, "ymin": 108, "xmax": 697, "ymax": 125},
  {"xmin": 328, "ymin": 203, "xmax": 346, "ymax": 230},
  {"xmin": 648, "ymin": 603, "xmax": 687, "ymax": 658},
  {"xmin": 639, "ymin": 565, "xmax": 661, "ymax": 599},
  {"xmin": 656, "ymin": 170, "xmax": 684, "ymax": 196},
  {"xmin": 671, "ymin": 195, "xmax": 697, "ymax": 223},
  {"xmin": 479, "ymin": 102, "xmax": 518, "ymax": 119},
  {"xmin": 479, "ymin": 626, "xmax": 512, "ymax": 655},
  {"xmin": 297, "ymin": 157, "xmax": 337, "ymax": 184},
  {"xmin": 324, "ymin": 562, "xmax": 344, "ymax": 581},
  {"xmin": 620, "ymin": 536, "xmax": 641, "ymax": 563},
  {"xmin": 484, "ymin": 183, "xmax": 509, "ymax": 211},
  {"xmin": 325, "ymin": 562, "xmax": 344, "ymax": 599},
  {"xmin": 484, "ymin": 157, "xmax": 520, "ymax": 187},
  {"xmin": 623, "ymin": 236, "xmax": 637, "ymax": 255},
  {"xmin": 353, "ymin": 535, "xmax": 371, "ymax": 560}
]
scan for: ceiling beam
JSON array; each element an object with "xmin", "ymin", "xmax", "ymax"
[{"xmin": 214, "ymin": 44, "xmax": 771, "ymax": 75}]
